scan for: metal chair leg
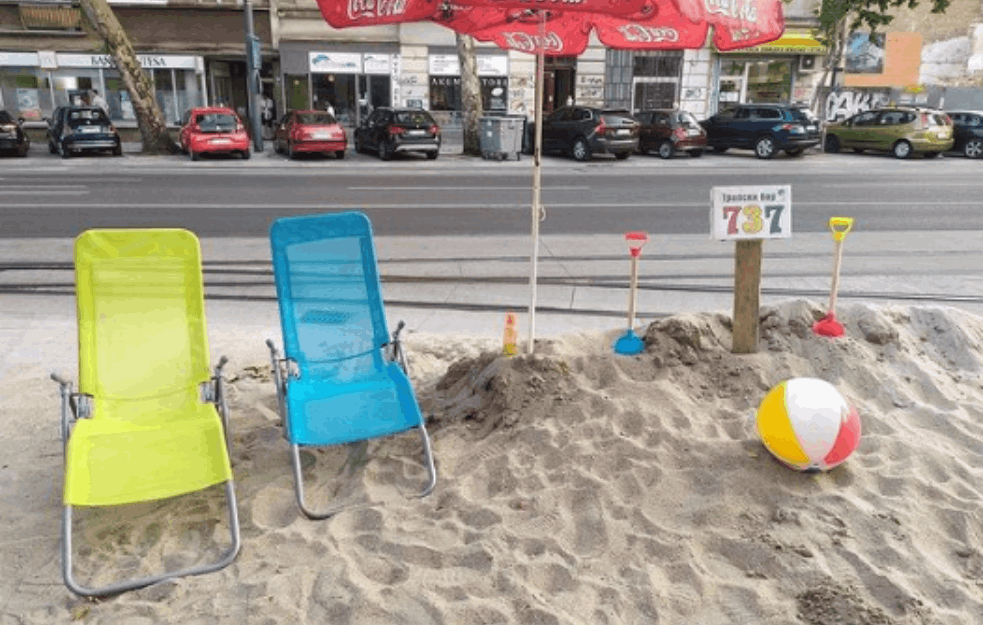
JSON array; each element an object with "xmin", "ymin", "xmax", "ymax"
[{"xmin": 62, "ymin": 481, "xmax": 241, "ymax": 597}]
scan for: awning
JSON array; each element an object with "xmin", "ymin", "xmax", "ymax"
[{"xmin": 721, "ymin": 30, "xmax": 828, "ymax": 55}]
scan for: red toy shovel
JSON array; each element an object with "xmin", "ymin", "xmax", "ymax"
[{"xmin": 813, "ymin": 217, "xmax": 855, "ymax": 338}]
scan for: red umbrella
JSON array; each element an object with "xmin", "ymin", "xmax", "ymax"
[{"xmin": 316, "ymin": 0, "xmax": 785, "ymax": 351}]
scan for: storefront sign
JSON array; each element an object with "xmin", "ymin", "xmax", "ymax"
[
  {"xmin": 428, "ymin": 54, "xmax": 508, "ymax": 76},
  {"xmin": 56, "ymin": 54, "xmax": 198, "ymax": 69},
  {"xmin": 309, "ymin": 52, "xmax": 363, "ymax": 73},
  {"xmin": 0, "ymin": 52, "xmax": 39, "ymax": 67},
  {"xmin": 720, "ymin": 30, "xmax": 828, "ymax": 55},
  {"xmin": 711, "ymin": 185, "xmax": 792, "ymax": 240},
  {"xmin": 363, "ymin": 53, "xmax": 391, "ymax": 75},
  {"xmin": 38, "ymin": 51, "xmax": 57, "ymax": 69}
]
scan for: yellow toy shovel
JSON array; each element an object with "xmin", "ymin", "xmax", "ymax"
[{"xmin": 813, "ymin": 217, "xmax": 854, "ymax": 338}]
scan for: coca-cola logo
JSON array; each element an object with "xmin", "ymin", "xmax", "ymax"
[
  {"xmin": 502, "ymin": 31, "xmax": 564, "ymax": 53},
  {"xmin": 505, "ymin": 9, "xmax": 560, "ymax": 24},
  {"xmin": 347, "ymin": 0, "xmax": 408, "ymax": 20},
  {"xmin": 616, "ymin": 24, "xmax": 679, "ymax": 43},
  {"xmin": 704, "ymin": 0, "xmax": 757, "ymax": 23}
]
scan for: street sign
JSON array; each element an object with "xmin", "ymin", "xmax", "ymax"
[
  {"xmin": 248, "ymin": 35, "xmax": 262, "ymax": 70},
  {"xmin": 710, "ymin": 185, "xmax": 792, "ymax": 241}
]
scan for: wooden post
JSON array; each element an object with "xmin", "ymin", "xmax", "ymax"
[{"xmin": 732, "ymin": 239, "xmax": 763, "ymax": 354}]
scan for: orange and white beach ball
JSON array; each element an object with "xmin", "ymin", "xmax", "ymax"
[{"xmin": 755, "ymin": 378, "xmax": 861, "ymax": 472}]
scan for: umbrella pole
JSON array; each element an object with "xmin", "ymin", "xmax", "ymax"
[{"xmin": 527, "ymin": 13, "xmax": 545, "ymax": 355}]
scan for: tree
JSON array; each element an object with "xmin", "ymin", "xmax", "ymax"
[
  {"xmin": 79, "ymin": 0, "xmax": 177, "ymax": 154},
  {"xmin": 811, "ymin": 0, "xmax": 952, "ymax": 111},
  {"xmin": 456, "ymin": 33, "xmax": 484, "ymax": 156}
]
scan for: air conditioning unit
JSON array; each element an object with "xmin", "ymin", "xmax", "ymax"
[{"xmin": 799, "ymin": 56, "xmax": 818, "ymax": 72}]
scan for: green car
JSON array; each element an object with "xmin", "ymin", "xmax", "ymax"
[{"xmin": 824, "ymin": 107, "xmax": 954, "ymax": 159}]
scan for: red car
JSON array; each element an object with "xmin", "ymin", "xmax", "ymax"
[
  {"xmin": 179, "ymin": 106, "xmax": 251, "ymax": 160},
  {"xmin": 274, "ymin": 110, "xmax": 347, "ymax": 159},
  {"xmin": 636, "ymin": 109, "xmax": 708, "ymax": 158}
]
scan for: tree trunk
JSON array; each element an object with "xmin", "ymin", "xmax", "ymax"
[
  {"xmin": 457, "ymin": 33, "xmax": 484, "ymax": 156},
  {"xmin": 79, "ymin": 0, "xmax": 177, "ymax": 154}
]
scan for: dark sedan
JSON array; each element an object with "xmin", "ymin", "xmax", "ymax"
[
  {"xmin": 946, "ymin": 110, "xmax": 983, "ymax": 158},
  {"xmin": 0, "ymin": 110, "xmax": 30, "ymax": 157},
  {"xmin": 47, "ymin": 106, "xmax": 122, "ymax": 158},
  {"xmin": 636, "ymin": 109, "xmax": 707, "ymax": 158},
  {"xmin": 529, "ymin": 106, "xmax": 639, "ymax": 161},
  {"xmin": 354, "ymin": 107, "xmax": 441, "ymax": 160}
]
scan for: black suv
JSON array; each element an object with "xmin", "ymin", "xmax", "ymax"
[
  {"xmin": 527, "ymin": 106, "xmax": 639, "ymax": 161},
  {"xmin": 354, "ymin": 107, "xmax": 441, "ymax": 160},
  {"xmin": 0, "ymin": 110, "xmax": 30, "ymax": 157},
  {"xmin": 700, "ymin": 103, "xmax": 820, "ymax": 159},
  {"xmin": 47, "ymin": 106, "xmax": 122, "ymax": 158}
]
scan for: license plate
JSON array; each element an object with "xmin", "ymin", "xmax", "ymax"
[
  {"xmin": 407, "ymin": 129, "xmax": 426, "ymax": 136},
  {"xmin": 616, "ymin": 128, "xmax": 630, "ymax": 136},
  {"xmin": 210, "ymin": 138, "xmax": 231, "ymax": 144},
  {"xmin": 807, "ymin": 125, "xmax": 817, "ymax": 131},
  {"xmin": 686, "ymin": 128, "xmax": 701, "ymax": 136},
  {"xmin": 80, "ymin": 126, "xmax": 100, "ymax": 133},
  {"xmin": 313, "ymin": 132, "xmax": 331, "ymax": 139}
]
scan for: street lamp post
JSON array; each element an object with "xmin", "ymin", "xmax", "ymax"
[{"xmin": 242, "ymin": 0, "xmax": 264, "ymax": 153}]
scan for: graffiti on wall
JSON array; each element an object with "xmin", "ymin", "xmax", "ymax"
[{"xmin": 824, "ymin": 89, "xmax": 891, "ymax": 121}]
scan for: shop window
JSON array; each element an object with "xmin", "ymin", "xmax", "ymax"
[
  {"xmin": 429, "ymin": 76, "xmax": 508, "ymax": 112},
  {"xmin": 153, "ymin": 68, "xmax": 179, "ymax": 125},
  {"xmin": 104, "ymin": 72, "xmax": 136, "ymax": 120},
  {"xmin": 606, "ymin": 50, "xmax": 681, "ymax": 111}
]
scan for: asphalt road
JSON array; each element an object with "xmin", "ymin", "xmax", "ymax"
[{"xmin": 2, "ymin": 148, "xmax": 982, "ymax": 237}]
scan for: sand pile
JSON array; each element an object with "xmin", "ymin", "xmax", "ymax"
[{"xmin": 2, "ymin": 300, "xmax": 982, "ymax": 624}]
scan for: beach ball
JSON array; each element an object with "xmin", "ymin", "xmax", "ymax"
[{"xmin": 755, "ymin": 378, "xmax": 861, "ymax": 472}]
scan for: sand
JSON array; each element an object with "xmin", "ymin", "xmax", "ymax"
[{"xmin": 1, "ymin": 299, "xmax": 982, "ymax": 624}]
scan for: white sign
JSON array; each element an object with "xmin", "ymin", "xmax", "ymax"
[
  {"xmin": 363, "ymin": 53, "xmax": 391, "ymax": 75},
  {"xmin": 309, "ymin": 52, "xmax": 362, "ymax": 73},
  {"xmin": 429, "ymin": 54, "xmax": 508, "ymax": 76},
  {"xmin": 0, "ymin": 52, "xmax": 39, "ymax": 67},
  {"xmin": 56, "ymin": 54, "xmax": 198, "ymax": 69},
  {"xmin": 38, "ymin": 51, "xmax": 57, "ymax": 69},
  {"xmin": 710, "ymin": 185, "xmax": 792, "ymax": 240}
]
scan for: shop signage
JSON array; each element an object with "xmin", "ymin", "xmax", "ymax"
[
  {"xmin": 720, "ymin": 30, "xmax": 828, "ymax": 55},
  {"xmin": 428, "ymin": 54, "xmax": 508, "ymax": 76},
  {"xmin": 56, "ymin": 54, "xmax": 198, "ymax": 69},
  {"xmin": 309, "ymin": 52, "xmax": 363, "ymax": 73},
  {"xmin": 38, "ymin": 51, "xmax": 57, "ymax": 69},
  {"xmin": 363, "ymin": 53, "xmax": 391, "ymax": 75},
  {"xmin": 0, "ymin": 52, "xmax": 39, "ymax": 67}
]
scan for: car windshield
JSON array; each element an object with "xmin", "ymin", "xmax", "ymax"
[
  {"xmin": 394, "ymin": 111, "xmax": 434, "ymax": 125},
  {"xmin": 791, "ymin": 108, "xmax": 819, "ymax": 123},
  {"xmin": 930, "ymin": 113, "xmax": 950, "ymax": 126},
  {"xmin": 69, "ymin": 109, "xmax": 108, "ymax": 123},
  {"xmin": 297, "ymin": 112, "xmax": 336, "ymax": 125},
  {"xmin": 675, "ymin": 112, "xmax": 700, "ymax": 127},
  {"xmin": 601, "ymin": 109, "xmax": 635, "ymax": 124},
  {"xmin": 196, "ymin": 113, "xmax": 237, "ymax": 131},
  {"xmin": 0, "ymin": 111, "xmax": 13, "ymax": 124}
]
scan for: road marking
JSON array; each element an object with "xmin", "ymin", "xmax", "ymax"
[
  {"xmin": 6, "ymin": 200, "xmax": 983, "ymax": 209},
  {"xmin": 347, "ymin": 186, "xmax": 592, "ymax": 191}
]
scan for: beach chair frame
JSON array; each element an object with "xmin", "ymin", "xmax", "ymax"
[
  {"xmin": 51, "ymin": 359, "xmax": 241, "ymax": 597},
  {"xmin": 266, "ymin": 322, "xmax": 437, "ymax": 520}
]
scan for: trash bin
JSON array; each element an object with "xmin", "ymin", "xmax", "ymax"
[{"xmin": 479, "ymin": 116, "xmax": 524, "ymax": 161}]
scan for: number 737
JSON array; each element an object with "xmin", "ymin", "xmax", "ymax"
[{"xmin": 723, "ymin": 204, "xmax": 785, "ymax": 236}]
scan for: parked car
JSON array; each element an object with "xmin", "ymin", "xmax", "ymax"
[
  {"xmin": 0, "ymin": 110, "xmax": 30, "ymax": 157},
  {"xmin": 700, "ymin": 103, "xmax": 820, "ymax": 159},
  {"xmin": 274, "ymin": 110, "xmax": 347, "ymax": 159},
  {"xmin": 526, "ymin": 106, "xmax": 639, "ymax": 161},
  {"xmin": 179, "ymin": 107, "xmax": 251, "ymax": 160},
  {"xmin": 46, "ymin": 106, "xmax": 122, "ymax": 158},
  {"xmin": 946, "ymin": 110, "xmax": 983, "ymax": 158},
  {"xmin": 354, "ymin": 107, "xmax": 441, "ymax": 160},
  {"xmin": 824, "ymin": 107, "xmax": 953, "ymax": 159},
  {"xmin": 636, "ymin": 109, "xmax": 707, "ymax": 158}
]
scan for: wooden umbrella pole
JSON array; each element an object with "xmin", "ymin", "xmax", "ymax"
[{"xmin": 527, "ymin": 11, "xmax": 545, "ymax": 355}]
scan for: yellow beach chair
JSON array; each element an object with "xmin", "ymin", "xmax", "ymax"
[{"xmin": 51, "ymin": 229, "xmax": 240, "ymax": 597}]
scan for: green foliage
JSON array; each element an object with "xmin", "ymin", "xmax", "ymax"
[{"xmin": 815, "ymin": 0, "xmax": 951, "ymax": 40}]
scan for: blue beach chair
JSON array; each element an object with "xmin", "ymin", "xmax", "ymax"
[{"xmin": 265, "ymin": 212, "xmax": 437, "ymax": 519}]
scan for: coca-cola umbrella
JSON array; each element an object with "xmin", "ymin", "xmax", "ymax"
[{"xmin": 317, "ymin": 0, "xmax": 785, "ymax": 352}]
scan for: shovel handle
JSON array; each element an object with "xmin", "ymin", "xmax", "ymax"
[{"xmin": 829, "ymin": 217, "xmax": 854, "ymax": 242}]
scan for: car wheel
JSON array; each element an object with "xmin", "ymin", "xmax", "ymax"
[
  {"xmin": 59, "ymin": 142, "xmax": 70, "ymax": 159},
  {"xmin": 426, "ymin": 150, "xmax": 438, "ymax": 160},
  {"xmin": 354, "ymin": 136, "xmax": 364, "ymax": 153},
  {"xmin": 614, "ymin": 151, "xmax": 630, "ymax": 160},
  {"xmin": 785, "ymin": 148, "xmax": 804, "ymax": 157},
  {"xmin": 824, "ymin": 135, "xmax": 841, "ymax": 154},
  {"xmin": 689, "ymin": 149, "xmax": 703, "ymax": 158},
  {"xmin": 241, "ymin": 149, "xmax": 251, "ymax": 160},
  {"xmin": 754, "ymin": 136, "xmax": 776, "ymax": 159},
  {"xmin": 658, "ymin": 141, "xmax": 674, "ymax": 159},
  {"xmin": 287, "ymin": 141, "xmax": 296, "ymax": 160},
  {"xmin": 964, "ymin": 139, "xmax": 983, "ymax": 159},
  {"xmin": 571, "ymin": 137, "xmax": 591, "ymax": 161},
  {"xmin": 113, "ymin": 144, "xmax": 123, "ymax": 157},
  {"xmin": 380, "ymin": 140, "xmax": 394, "ymax": 161},
  {"xmin": 893, "ymin": 140, "xmax": 912, "ymax": 159},
  {"xmin": 48, "ymin": 141, "xmax": 57, "ymax": 154},
  {"xmin": 190, "ymin": 149, "xmax": 199, "ymax": 161},
  {"xmin": 712, "ymin": 145, "xmax": 728, "ymax": 153},
  {"xmin": 17, "ymin": 143, "xmax": 29, "ymax": 157},
  {"xmin": 336, "ymin": 150, "xmax": 346, "ymax": 160}
]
